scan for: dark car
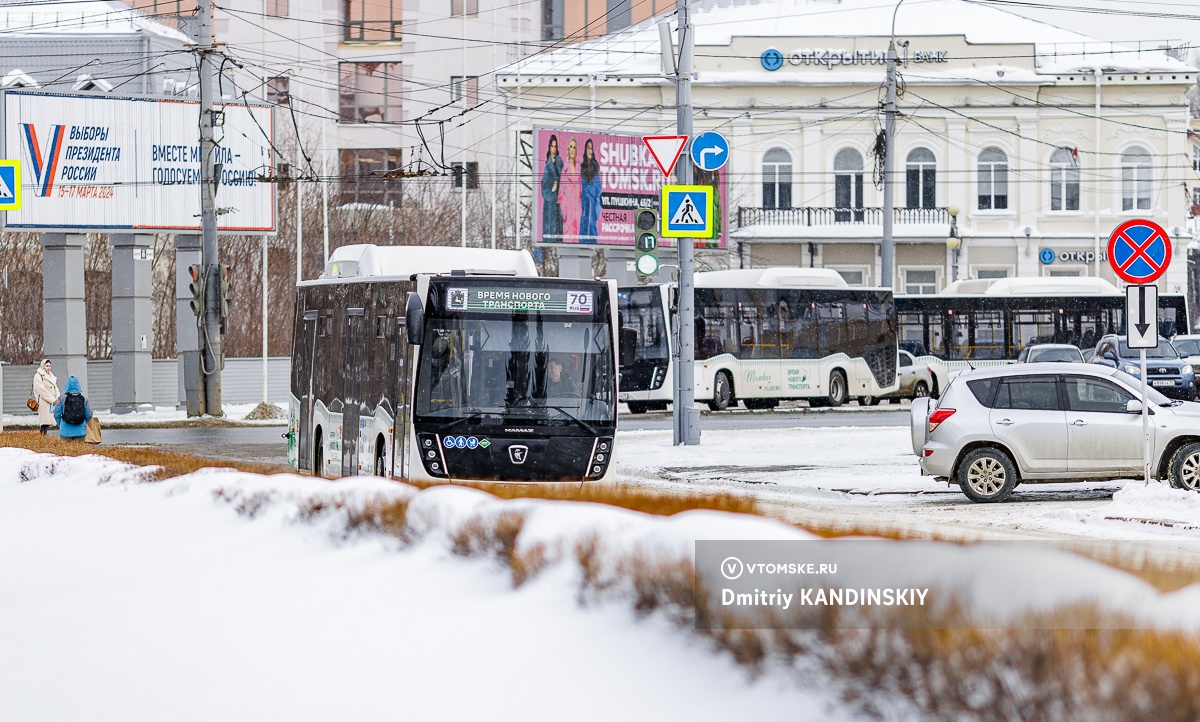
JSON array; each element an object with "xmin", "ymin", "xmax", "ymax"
[{"xmin": 1091, "ymin": 334, "xmax": 1196, "ymax": 401}]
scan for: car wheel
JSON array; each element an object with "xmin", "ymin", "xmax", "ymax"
[
  {"xmin": 708, "ymin": 371, "xmax": 734, "ymax": 411},
  {"xmin": 1168, "ymin": 442, "xmax": 1200, "ymax": 492},
  {"xmin": 957, "ymin": 447, "xmax": 1018, "ymax": 503},
  {"xmin": 859, "ymin": 395, "xmax": 879, "ymax": 406},
  {"xmin": 913, "ymin": 381, "xmax": 930, "ymax": 398},
  {"xmin": 827, "ymin": 370, "xmax": 848, "ymax": 408},
  {"xmin": 626, "ymin": 401, "xmax": 648, "ymax": 414}
]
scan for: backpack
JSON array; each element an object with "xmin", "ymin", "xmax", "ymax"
[{"xmin": 62, "ymin": 392, "xmax": 86, "ymax": 426}]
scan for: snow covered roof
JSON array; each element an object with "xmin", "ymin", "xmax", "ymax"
[
  {"xmin": 697, "ymin": 266, "xmax": 849, "ymax": 289},
  {"xmin": 504, "ymin": 0, "xmax": 1194, "ymax": 81},
  {"xmin": 0, "ymin": 1, "xmax": 189, "ymax": 42},
  {"xmin": 940, "ymin": 276, "xmax": 1122, "ymax": 296},
  {"xmin": 319, "ymin": 244, "xmax": 539, "ymax": 281}
]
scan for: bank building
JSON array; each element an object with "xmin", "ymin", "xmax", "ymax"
[{"xmin": 499, "ymin": 0, "xmax": 1199, "ymax": 296}]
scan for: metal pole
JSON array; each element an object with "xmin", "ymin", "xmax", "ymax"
[
  {"xmin": 461, "ymin": 10, "xmax": 468, "ymax": 249},
  {"xmin": 1141, "ymin": 347, "xmax": 1150, "ymax": 485},
  {"xmin": 295, "ymin": 149, "xmax": 303, "ymax": 284},
  {"xmin": 198, "ymin": 0, "xmax": 222, "ymax": 416},
  {"xmin": 673, "ymin": 0, "xmax": 699, "ymax": 446},
  {"xmin": 320, "ymin": 122, "xmax": 330, "ymax": 265},
  {"xmin": 262, "ymin": 234, "xmax": 269, "ymax": 405},
  {"xmin": 1094, "ymin": 68, "xmax": 1102, "ymax": 278},
  {"xmin": 881, "ymin": 41, "xmax": 898, "ymax": 289}
]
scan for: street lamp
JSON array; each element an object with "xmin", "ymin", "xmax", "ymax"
[{"xmin": 946, "ymin": 205, "xmax": 961, "ymax": 281}]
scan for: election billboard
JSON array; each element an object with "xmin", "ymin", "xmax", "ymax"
[
  {"xmin": 533, "ymin": 126, "xmax": 726, "ymax": 249},
  {"xmin": 2, "ymin": 90, "xmax": 275, "ymax": 232}
]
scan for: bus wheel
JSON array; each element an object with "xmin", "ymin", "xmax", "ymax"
[
  {"xmin": 374, "ymin": 437, "xmax": 386, "ymax": 477},
  {"xmin": 827, "ymin": 371, "xmax": 848, "ymax": 407},
  {"xmin": 626, "ymin": 401, "xmax": 649, "ymax": 414},
  {"xmin": 708, "ymin": 372, "xmax": 734, "ymax": 411},
  {"xmin": 313, "ymin": 428, "xmax": 324, "ymax": 479}
]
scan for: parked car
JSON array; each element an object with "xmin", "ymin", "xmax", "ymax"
[
  {"xmin": 1090, "ymin": 334, "xmax": 1196, "ymax": 401},
  {"xmin": 912, "ymin": 363, "xmax": 1200, "ymax": 502},
  {"xmin": 1171, "ymin": 334, "xmax": 1200, "ymax": 366},
  {"xmin": 861, "ymin": 349, "xmax": 932, "ymax": 405},
  {"xmin": 1016, "ymin": 343, "xmax": 1084, "ymax": 364},
  {"xmin": 1081, "ymin": 348, "xmax": 1096, "ymax": 364}
]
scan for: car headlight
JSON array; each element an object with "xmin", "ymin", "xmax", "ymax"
[
  {"xmin": 1184, "ymin": 364, "xmax": 1194, "ymax": 375},
  {"xmin": 1124, "ymin": 364, "xmax": 1141, "ymax": 375}
]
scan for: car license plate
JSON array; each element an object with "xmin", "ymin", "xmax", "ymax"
[{"xmin": 1152, "ymin": 380, "xmax": 1174, "ymax": 387}]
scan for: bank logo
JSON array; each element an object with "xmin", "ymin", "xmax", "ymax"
[
  {"xmin": 508, "ymin": 445, "xmax": 529, "ymax": 464},
  {"xmin": 21, "ymin": 123, "xmax": 66, "ymax": 197},
  {"xmin": 761, "ymin": 48, "xmax": 784, "ymax": 72},
  {"xmin": 1039, "ymin": 248, "xmax": 1056, "ymax": 265},
  {"xmin": 721, "ymin": 556, "xmax": 744, "ymax": 580}
]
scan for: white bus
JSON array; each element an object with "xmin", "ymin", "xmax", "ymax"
[
  {"xmin": 618, "ymin": 267, "xmax": 899, "ymax": 411},
  {"xmin": 896, "ymin": 276, "xmax": 1189, "ymax": 395},
  {"xmin": 287, "ymin": 244, "xmax": 619, "ymax": 483}
]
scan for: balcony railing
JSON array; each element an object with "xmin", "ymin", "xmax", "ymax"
[{"xmin": 737, "ymin": 206, "xmax": 951, "ymax": 227}]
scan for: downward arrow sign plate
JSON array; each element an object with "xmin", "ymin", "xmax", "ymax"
[{"xmin": 1125, "ymin": 284, "xmax": 1159, "ymax": 349}]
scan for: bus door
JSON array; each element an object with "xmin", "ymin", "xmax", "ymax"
[
  {"xmin": 392, "ymin": 319, "xmax": 410, "ymax": 479},
  {"xmin": 298, "ymin": 310, "xmax": 318, "ymax": 471},
  {"xmin": 342, "ymin": 308, "xmax": 365, "ymax": 476}
]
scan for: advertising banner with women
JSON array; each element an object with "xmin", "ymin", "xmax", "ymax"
[{"xmin": 534, "ymin": 126, "xmax": 726, "ymax": 249}]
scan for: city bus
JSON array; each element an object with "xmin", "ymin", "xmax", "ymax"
[
  {"xmin": 287, "ymin": 244, "xmax": 619, "ymax": 483},
  {"xmin": 618, "ymin": 267, "xmax": 899, "ymax": 411},
  {"xmin": 895, "ymin": 276, "xmax": 1190, "ymax": 395}
]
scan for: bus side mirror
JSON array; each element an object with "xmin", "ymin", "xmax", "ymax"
[
  {"xmin": 405, "ymin": 292, "xmax": 424, "ymax": 345},
  {"xmin": 619, "ymin": 328, "xmax": 638, "ymax": 367}
]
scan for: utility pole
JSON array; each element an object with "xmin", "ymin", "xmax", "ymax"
[
  {"xmin": 195, "ymin": 0, "xmax": 223, "ymax": 416},
  {"xmin": 880, "ymin": 39, "xmax": 898, "ymax": 290},
  {"xmin": 672, "ymin": 0, "xmax": 700, "ymax": 446}
]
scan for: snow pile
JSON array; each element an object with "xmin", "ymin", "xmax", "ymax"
[{"xmin": 1104, "ymin": 480, "xmax": 1200, "ymax": 528}]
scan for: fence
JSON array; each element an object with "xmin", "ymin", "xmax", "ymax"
[{"xmin": 2, "ymin": 357, "xmax": 292, "ymax": 415}]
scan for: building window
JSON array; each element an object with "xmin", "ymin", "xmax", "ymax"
[
  {"xmin": 903, "ymin": 268, "xmax": 938, "ymax": 295},
  {"xmin": 1192, "ymin": 186, "xmax": 1200, "ymax": 215},
  {"xmin": 833, "ymin": 147, "xmax": 864, "ymax": 222},
  {"xmin": 977, "ymin": 146, "xmax": 1008, "ymax": 210},
  {"xmin": 452, "ymin": 161, "xmax": 479, "ymax": 190},
  {"xmin": 339, "ymin": 62, "xmax": 402, "ymax": 123},
  {"xmin": 975, "ymin": 268, "xmax": 1010, "ymax": 280},
  {"xmin": 266, "ymin": 76, "xmax": 290, "ymax": 106},
  {"xmin": 266, "ymin": 0, "xmax": 288, "ymax": 17},
  {"xmin": 339, "ymin": 149, "xmax": 402, "ymax": 205},
  {"xmin": 762, "ymin": 148, "xmax": 792, "ymax": 210},
  {"xmin": 1049, "ymin": 147, "xmax": 1080, "ymax": 212},
  {"xmin": 450, "ymin": 76, "xmax": 478, "ymax": 105},
  {"xmin": 451, "ymin": 0, "xmax": 479, "ymax": 16},
  {"xmin": 1121, "ymin": 146, "xmax": 1152, "ymax": 212},
  {"xmin": 606, "ymin": 0, "xmax": 633, "ymax": 33},
  {"xmin": 830, "ymin": 266, "xmax": 867, "ymax": 286},
  {"xmin": 905, "ymin": 148, "xmax": 936, "ymax": 209},
  {"xmin": 345, "ymin": 0, "xmax": 401, "ymax": 41},
  {"xmin": 541, "ymin": 0, "xmax": 563, "ymax": 40}
]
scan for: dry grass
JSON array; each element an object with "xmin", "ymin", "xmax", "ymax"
[
  {"xmin": 0, "ymin": 430, "xmax": 290, "ymax": 479},
  {"xmin": 418, "ymin": 480, "xmax": 760, "ymax": 518}
]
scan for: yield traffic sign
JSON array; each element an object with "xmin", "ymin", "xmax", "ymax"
[
  {"xmin": 642, "ymin": 135, "xmax": 687, "ymax": 177},
  {"xmin": 0, "ymin": 160, "xmax": 21, "ymax": 211},
  {"xmin": 1126, "ymin": 284, "xmax": 1159, "ymax": 349},
  {"xmin": 661, "ymin": 185, "xmax": 713, "ymax": 238},
  {"xmin": 1108, "ymin": 218, "xmax": 1171, "ymax": 284},
  {"xmin": 690, "ymin": 131, "xmax": 729, "ymax": 172}
]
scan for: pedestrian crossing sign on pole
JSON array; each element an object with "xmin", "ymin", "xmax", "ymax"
[
  {"xmin": 0, "ymin": 160, "xmax": 21, "ymax": 211},
  {"xmin": 661, "ymin": 184, "xmax": 713, "ymax": 238}
]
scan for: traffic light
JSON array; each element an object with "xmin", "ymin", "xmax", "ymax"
[
  {"xmin": 218, "ymin": 264, "xmax": 232, "ymax": 320},
  {"xmin": 634, "ymin": 209, "xmax": 659, "ymax": 278},
  {"xmin": 187, "ymin": 264, "xmax": 205, "ymax": 317}
]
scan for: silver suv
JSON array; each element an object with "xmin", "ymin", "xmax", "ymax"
[{"xmin": 912, "ymin": 363, "xmax": 1200, "ymax": 502}]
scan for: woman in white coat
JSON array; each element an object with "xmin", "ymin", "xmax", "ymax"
[{"xmin": 33, "ymin": 359, "xmax": 60, "ymax": 435}]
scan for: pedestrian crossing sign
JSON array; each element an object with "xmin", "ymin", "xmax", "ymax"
[
  {"xmin": 661, "ymin": 185, "xmax": 713, "ymax": 238},
  {"xmin": 0, "ymin": 160, "xmax": 21, "ymax": 211}
]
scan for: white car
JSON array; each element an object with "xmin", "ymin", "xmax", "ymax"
[{"xmin": 912, "ymin": 362, "xmax": 1200, "ymax": 502}]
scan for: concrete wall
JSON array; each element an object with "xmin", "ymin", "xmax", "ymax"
[{"xmin": 2, "ymin": 358, "xmax": 292, "ymax": 415}]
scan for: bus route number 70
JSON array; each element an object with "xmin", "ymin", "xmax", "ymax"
[{"xmin": 568, "ymin": 291, "xmax": 594, "ymax": 314}]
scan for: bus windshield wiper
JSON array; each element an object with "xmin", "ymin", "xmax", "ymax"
[{"xmin": 540, "ymin": 405, "xmax": 598, "ymax": 436}]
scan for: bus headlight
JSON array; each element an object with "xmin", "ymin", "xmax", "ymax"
[{"xmin": 587, "ymin": 437, "xmax": 614, "ymax": 478}]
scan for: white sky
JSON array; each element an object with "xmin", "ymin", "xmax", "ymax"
[{"xmin": 976, "ymin": 0, "xmax": 1200, "ymax": 43}]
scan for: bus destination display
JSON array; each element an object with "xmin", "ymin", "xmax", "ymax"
[{"xmin": 446, "ymin": 287, "xmax": 594, "ymax": 314}]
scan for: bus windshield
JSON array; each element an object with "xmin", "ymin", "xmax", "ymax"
[
  {"xmin": 617, "ymin": 286, "xmax": 669, "ymax": 365},
  {"xmin": 416, "ymin": 314, "xmax": 615, "ymax": 425}
]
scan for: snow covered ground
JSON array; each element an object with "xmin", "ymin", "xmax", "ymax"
[
  {"xmin": 613, "ymin": 426, "xmax": 1200, "ymax": 543},
  {"xmin": 8, "ymin": 446, "xmax": 1200, "ymax": 719},
  {"xmin": 2, "ymin": 402, "xmax": 290, "ymax": 428}
]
